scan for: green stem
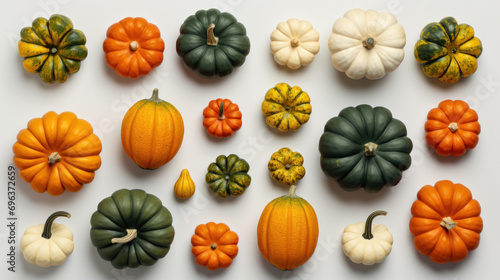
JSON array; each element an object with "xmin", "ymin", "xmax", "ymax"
[
  {"xmin": 41, "ymin": 211, "xmax": 71, "ymax": 239},
  {"xmin": 362, "ymin": 37, "xmax": 375, "ymax": 50},
  {"xmin": 218, "ymin": 101, "xmax": 225, "ymax": 120},
  {"xmin": 211, "ymin": 243, "xmax": 217, "ymax": 250},
  {"xmin": 362, "ymin": 210, "xmax": 387, "ymax": 240},
  {"xmin": 207, "ymin": 23, "xmax": 219, "ymax": 46},
  {"xmin": 148, "ymin": 88, "xmax": 163, "ymax": 103}
]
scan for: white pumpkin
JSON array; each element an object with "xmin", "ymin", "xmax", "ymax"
[
  {"xmin": 341, "ymin": 211, "xmax": 393, "ymax": 265},
  {"xmin": 20, "ymin": 211, "xmax": 74, "ymax": 267},
  {"xmin": 328, "ymin": 9, "xmax": 406, "ymax": 80},
  {"xmin": 270, "ymin": 18, "xmax": 320, "ymax": 69}
]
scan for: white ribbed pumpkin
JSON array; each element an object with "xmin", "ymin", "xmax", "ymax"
[
  {"xmin": 341, "ymin": 211, "xmax": 393, "ymax": 265},
  {"xmin": 328, "ymin": 9, "xmax": 406, "ymax": 80},
  {"xmin": 270, "ymin": 18, "xmax": 320, "ymax": 69},
  {"xmin": 20, "ymin": 211, "xmax": 74, "ymax": 267}
]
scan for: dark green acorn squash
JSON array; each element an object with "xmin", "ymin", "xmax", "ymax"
[
  {"xmin": 176, "ymin": 9, "xmax": 250, "ymax": 78},
  {"xmin": 205, "ymin": 154, "xmax": 251, "ymax": 198},
  {"xmin": 318, "ymin": 105, "xmax": 412, "ymax": 192},
  {"xmin": 90, "ymin": 189, "xmax": 174, "ymax": 269}
]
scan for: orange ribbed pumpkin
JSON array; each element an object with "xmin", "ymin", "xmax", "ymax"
[
  {"xmin": 121, "ymin": 88, "xmax": 184, "ymax": 169},
  {"xmin": 257, "ymin": 185, "xmax": 319, "ymax": 270},
  {"xmin": 12, "ymin": 111, "xmax": 102, "ymax": 196},
  {"xmin": 103, "ymin": 17, "xmax": 165, "ymax": 79},
  {"xmin": 409, "ymin": 180, "xmax": 483, "ymax": 264},
  {"xmin": 191, "ymin": 222, "xmax": 239, "ymax": 270}
]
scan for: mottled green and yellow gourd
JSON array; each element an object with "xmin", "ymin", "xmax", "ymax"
[
  {"xmin": 414, "ymin": 17, "xmax": 482, "ymax": 84},
  {"xmin": 18, "ymin": 14, "xmax": 88, "ymax": 84}
]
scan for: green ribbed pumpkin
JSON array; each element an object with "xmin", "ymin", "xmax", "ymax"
[
  {"xmin": 414, "ymin": 17, "xmax": 482, "ymax": 84},
  {"xmin": 90, "ymin": 189, "xmax": 174, "ymax": 269},
  {"xmin": 18, "ymin": 14, "xmax": 87, "ymax": 84},
  {"xmin": 205, "ymin": 154, "xmax": 251, "ymax": 198},
  {"xmin": 318, "ymin": 105, "xmax": 413, "ymax": 192},
  {"xmin": 176, "ymin": 9, "xmax": 251, "ymax": 78}
]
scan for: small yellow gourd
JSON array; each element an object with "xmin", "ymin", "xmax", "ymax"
[{"xmin": 174, "ymin": 169, "xmax": 196, "ymax": 199}]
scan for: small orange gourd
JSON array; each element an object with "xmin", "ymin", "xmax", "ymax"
[
  {"xmin": 257, "ymin": 185, "xmax": 319, "ymax": 270},
  {"xmin": 203, "ymin": 98, "xmax": 242, "ymax": 138},
  {"xmin": 410, "ymin": 180, "xmax": 483, "ymax": 264},
  {"xmin": 191, "ymin": 222, "xmax": 239, "ymax": 270},
  {"xmin": 425, "ymin": 100, "xmax": 480, "ymax": 156},
  {"xmin": 121, "ymin": 88, "xmax": 184, "ymax": 169},
  {"xmin": 174, "ymin": 169, "xmax": 195, "ymax": 199},
  {"xmin": 103, "ymin": 17, "xmax": 165, "ymax": 78},
  {"xmin": 12, "ymin": 111, "xmax": 102, "ymax": 196}
]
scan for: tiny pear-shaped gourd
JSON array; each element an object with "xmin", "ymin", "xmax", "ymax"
[{"xmin": 174, "ymin": 169, "xmax": 196, "ymax": 199}]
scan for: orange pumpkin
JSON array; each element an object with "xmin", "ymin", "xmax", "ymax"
[
  {"xmin": 103, "ymin": 17, "xmax": 165, "ymax": 78},
  {"xmin": 191, "ymin": 222, "xmax": 239, "ymax": 270},
  {"xmin": 202, "ymin": 98, "xmax": 242, "ymax": 138},
  {"xmin": 409, "ymin": 180, "xmax": 483, "ymax": 264},
  {"xmin": 12, "ymin": 111, "xmax": 102, "ymax": 196},
  {"xmin": 425, "ymin": 100, "xmax": 480, "ymax": 156},
  {"xmin": 257, "ymin": 185, "xmax": 319, "ymax": 270},
  {"xmin": 121, "ymin": 88, "xmax": 184, "ymax": 169}
]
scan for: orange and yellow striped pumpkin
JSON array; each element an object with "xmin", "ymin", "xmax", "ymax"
[
  {"xmin": 257, "ymin": 185, "xmax": 319, "ymax": 270},
  {"xmin": 121, "ymin": 88, "xmax": 184, "ymax": 169},
  {"xmin": 12, "ymin": 111, "xmax": 102, "ymax": 196}
]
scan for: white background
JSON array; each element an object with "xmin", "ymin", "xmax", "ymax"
[{"xmin": 1, "ymin": 0, "xmax": 499, "ymax": 279}]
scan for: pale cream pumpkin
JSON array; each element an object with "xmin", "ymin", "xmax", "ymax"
[
  {"xmin": 341, "ymin": 211, "xmax": 393, "ymax": 265},
  {"xmin": 328, "ymin": 9, "xmax": 406, "ymax": 80},
  {"xmin": 270, "ymin": 18, "xmax": 320, "ymax": 69},
  {"xmin": 20, "ymin": 211, "xmax": 74, "ymax": 267}
]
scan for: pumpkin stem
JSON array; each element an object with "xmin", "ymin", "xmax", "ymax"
[
  {"xmin": 440, "ymin": 217, "xmax": 458, "ymax": 230},
  {"xmin": 287, "ymin": 185, "xmax": 298, "ymax": 198},
  {"xmin": 211, "ymin": 243, "xmax": 217, "ymax": 250},
  {"xmin": 207, "ymin": 23, "xmax": 219, "ymax": 46},
  {"xmin": 48, "ymin": 152, "xmax": 62, "ymax": 164},
  {"xmin": 130, "ymin": 41, "xmax": 139, "ymax": 51},
  {"xmin": 51, "ymin": 47, "xmax": 58, "ymax": 54},
  {"xmin": 448, "ymin": 122, "xmax": 459, "ymax": 133},
  {"xmin": 362, "ymin": 37, "xmax": 375, "ymax": 50},
  {"xmin": 149, "ymin": 88, "xmax": 164, "ymax": 104},
  {"xmin": 362, "ymin": 210, "xmax": 387, "ymax": 240},
  {"xmin": 364, "ymin": 142, "xmax": 378, "ymax": 157},
  {"xmin": 41, "ymin": 211, "xmax": 71, "ymax": 239},
  {"xmin": 290, "ymin": 37, "xmax": 300, "ymax": 48},
  {"xmin": 112, "ymin": 229, "xmax": 138, "ymax": 244},
  {"xmin": 218, "ymin": 101, "xmax": 225, "ymax": 120}
]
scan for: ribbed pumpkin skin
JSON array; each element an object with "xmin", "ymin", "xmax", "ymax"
[
  {"xmin": 268, "ymin": 147, "xmax": 305, "ymax": 186},
  {"xmin": 205, "ymin": 154, "xmax": 251, "ymax": 198},
  {"xmin": 12, "ymin": 111, "xmax": 102, "ymax": 196},
  {"xmin": 425, "ymin": 100, "xmax": 480, "ymax": 156},
  {"xmin": 414, "ymin": 17, "xmax": 482, "ymax": 83},
  {"xmin": 191, "ymin": 222, "xmax": 239, "ymax": 270},
  {"xmin": 257, "ymin": 186, "xmax": 319, "ymax": 270},
  {"xmin": 103, "ymin": 17, "xmax": 165, "ymax": 79},
  {"xmin": 409, "ymin": 180, "xmax": 483, "ymax": 264},
  {"xmin": 319, "ymin": 105, "xmax": 412, "ymax": 192},
  {"xmin": 121, "ymin": 89, "xmax": 184, "ymax": 170},
  {"xmin": 18, "ymin": 14, "xmax": 87, "ymax": 83},
  {"xmin": 90, "ymin": 189, "xmax": 175, "ymax": 269},
  {"xmin": 203, "ymin": 98, "xmax": 242, "ymax": 138},
  {"xmin": 262, "ymin": 83, "xmax": 312, "ymax": 132},
  {"xmin": 176, "ymin": 9, "xmax": 251, "ymax": 78}
]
